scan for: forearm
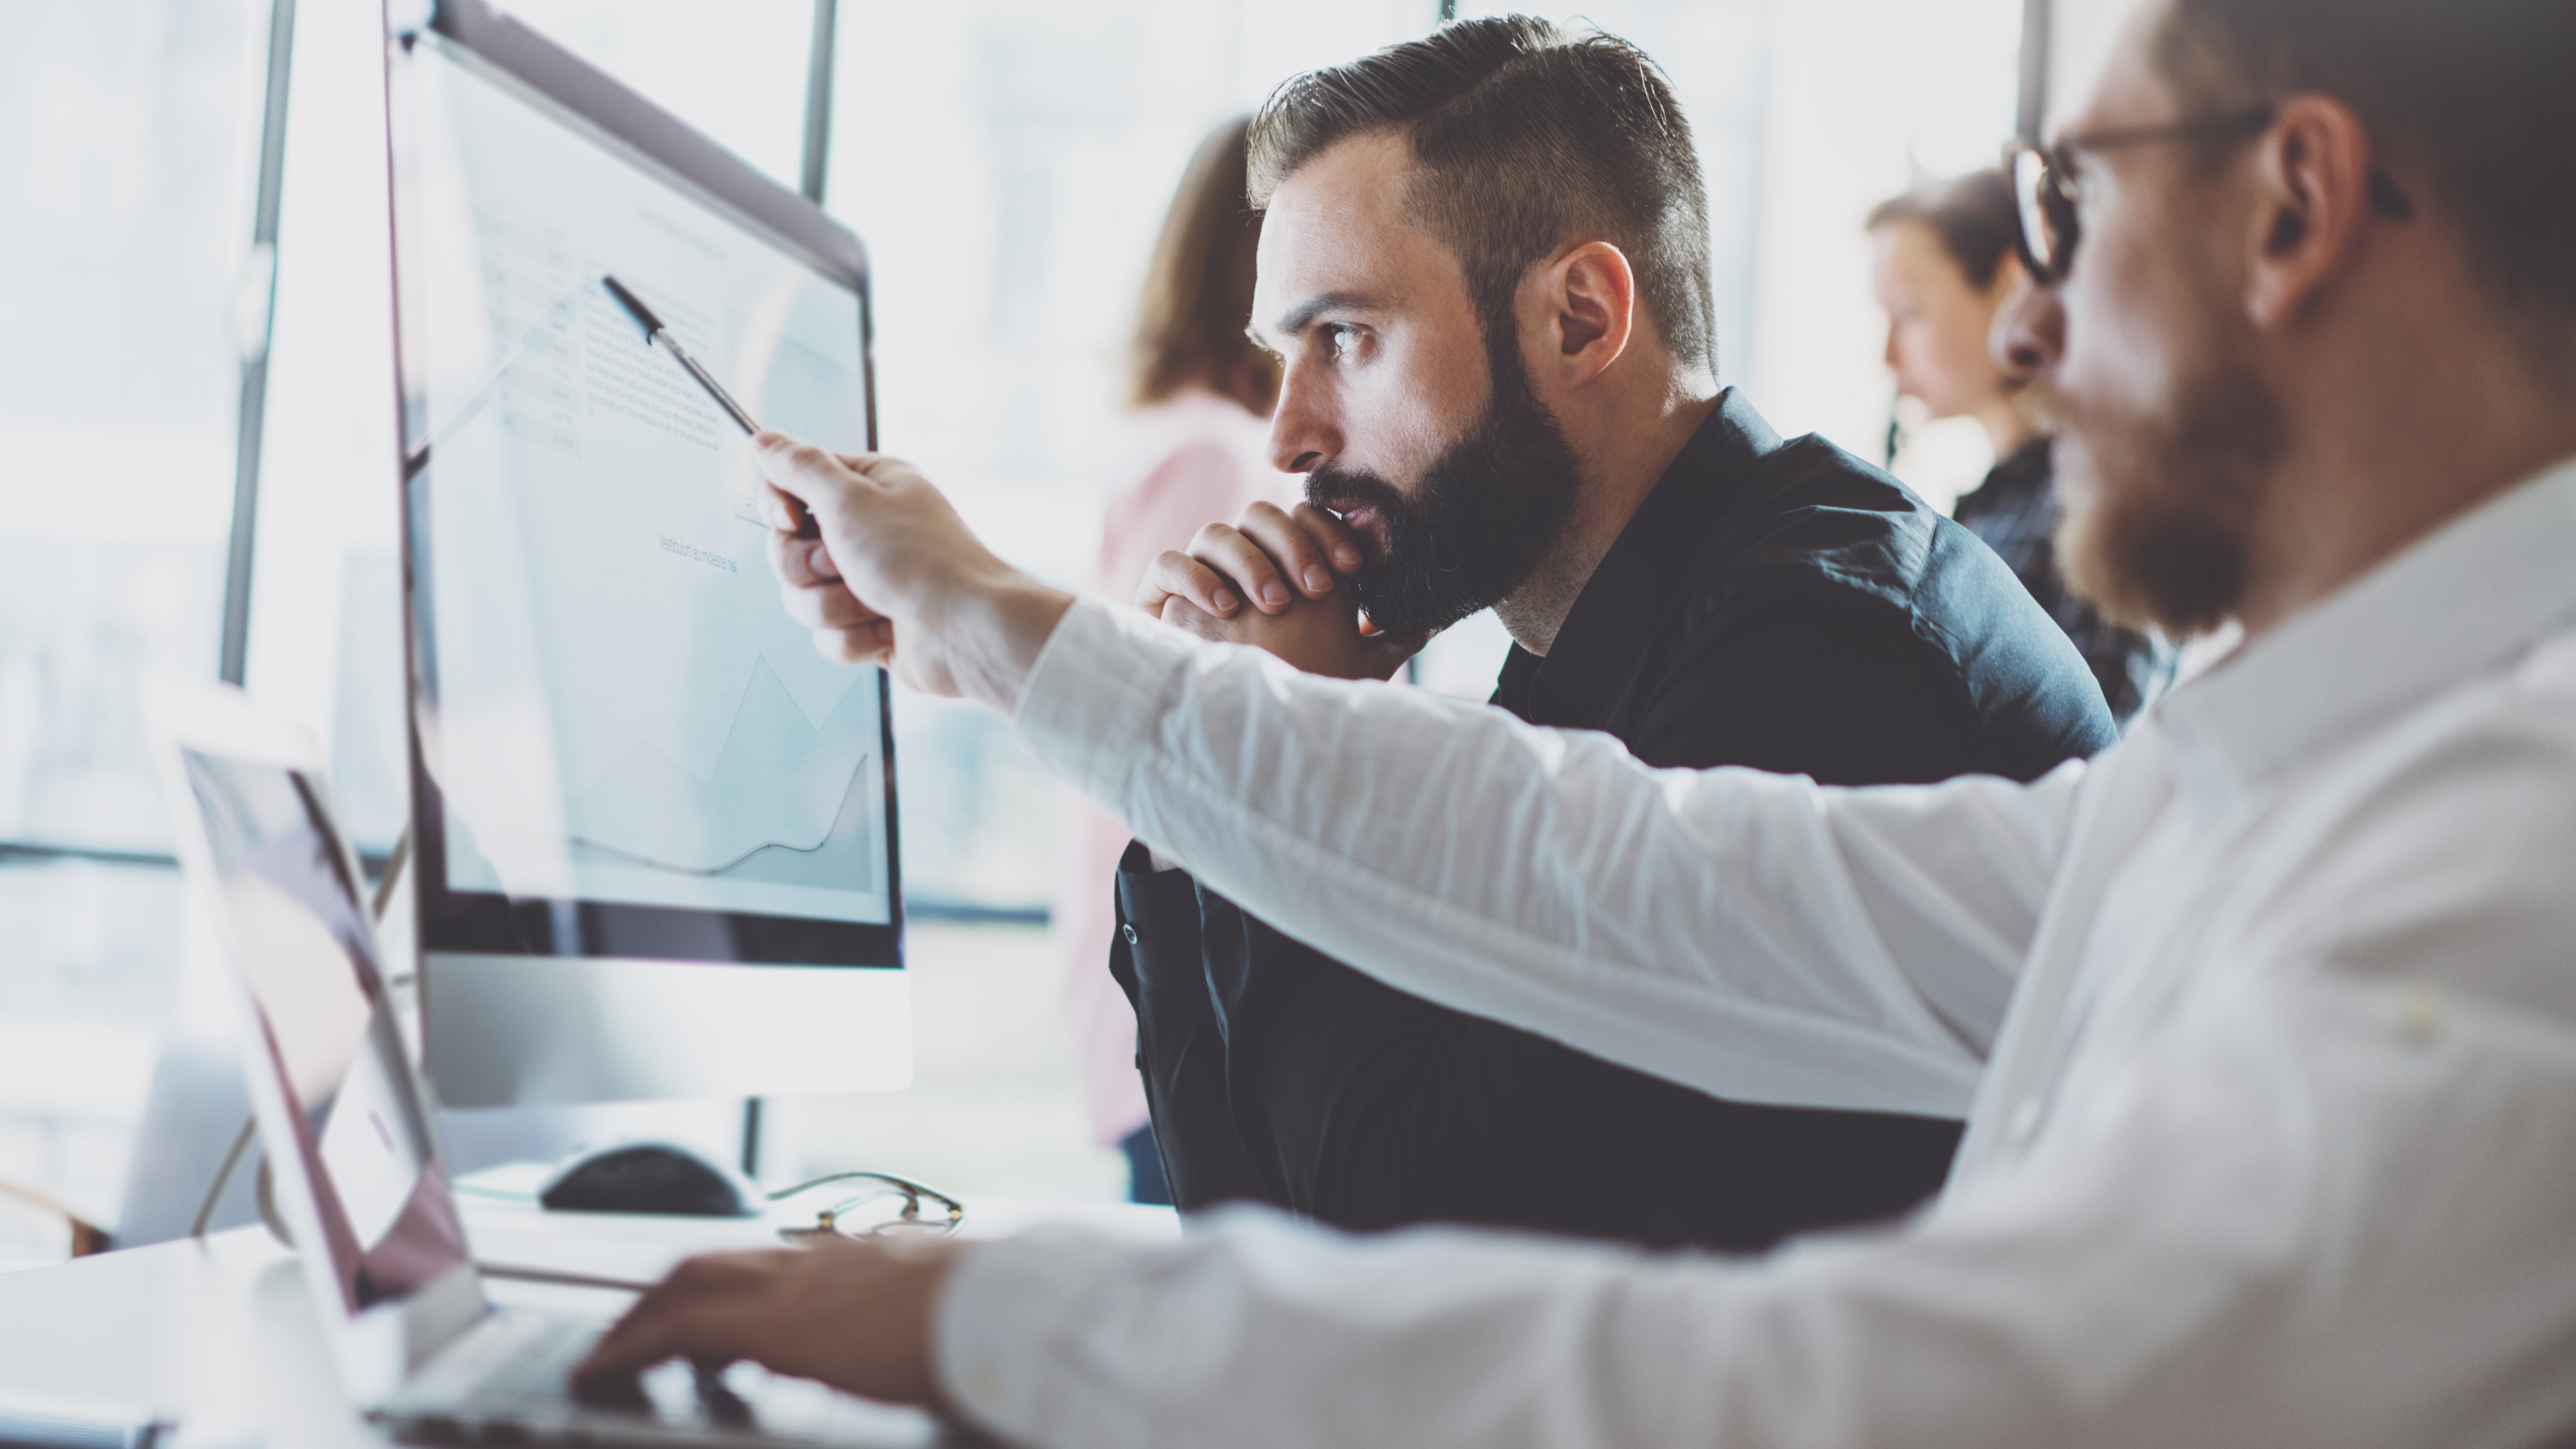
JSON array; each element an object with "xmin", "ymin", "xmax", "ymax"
[
  {"xmin": 1014, "ymin": 599, "xmax": 2075, "ymax": 1116},
  {"xmin": 933, "ymin": 964, "xmax": 2576, "ymax": 1449},
  {"xmin": 930, "ymin": 1196, "xmax": 2161, "ymax": 1449},
  {"xmin": 922, "ymin": 574, "xmax": 1076, "ymax": 715}
]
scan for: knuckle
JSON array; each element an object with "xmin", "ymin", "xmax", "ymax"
[{"xmin": 666, "ymin": 1257, "xmax": 723, "ymax": 1289}]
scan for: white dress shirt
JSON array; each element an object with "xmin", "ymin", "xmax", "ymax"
[{"xmin": 936, "ymin": 455, "xmax": 2576, "ymax": 1447}]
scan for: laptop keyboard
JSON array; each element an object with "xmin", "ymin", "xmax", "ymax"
[
  {"xmin": 382, "ymin": 1310, "xmax": 938, "ymax": 1447},
  {"xmin": 454, "ymin": 1313, "xmax": 603, "ymax": 1413}
]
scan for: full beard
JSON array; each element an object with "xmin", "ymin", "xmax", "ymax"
[
  {"xmin": 2047, "ymin": 320, "xmax": 2282, "ymax": 638},
  {"xmin": 1304, "ymin": 341, "xmax": 1584, "ymax": 636}
]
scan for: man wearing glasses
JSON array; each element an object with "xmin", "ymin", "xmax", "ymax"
[{"xmin": 579, "ymin": 0, "xmax": 2576, "ymax": 1441}]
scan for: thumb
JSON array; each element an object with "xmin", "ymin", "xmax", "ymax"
[{"xmin": 1360, "ymin": 626, "xmax": 1431, "ymax": 680}]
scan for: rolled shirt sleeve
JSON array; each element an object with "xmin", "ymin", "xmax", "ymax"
[{"xmin": 1012, "ymin": 598, "xmax": 2076, "ymax": 1117}]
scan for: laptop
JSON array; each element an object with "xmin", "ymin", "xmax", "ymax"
[{"xmin": 151, "ymin": 684, "xmax": 944, "ymax": 1448}]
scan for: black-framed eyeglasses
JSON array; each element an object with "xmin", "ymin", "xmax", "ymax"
[
  {"xmin": 2005, "ymin": 102, "xmax": 2414, "ymax": 285},
  {"xmin": 0, "ymin": 1177, "xmax": 112, "ymax": 1265},
  {"xmin": 766, "ymin": 1171, "xmax": 964, "ymax": 1245}
]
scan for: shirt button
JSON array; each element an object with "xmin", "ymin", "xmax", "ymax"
[
  {"xmin": 2006, "ymin": 1097, "xmax": 2043, "ymax": 1144},
  {"xmin": 2397, "ymin": 985, "xmax": 2446, "ymax": 1046},
  {"xmin": 1121, "ymin": 922, "xmax": 1140, "ymax": 945}
]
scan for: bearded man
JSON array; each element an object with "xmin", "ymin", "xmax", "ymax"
[
  {"xmin": 581, "ymin": 0, "xmax": 2576, "ymax": 1441},
  {"xmin": 1102, "ymin": 20, "xmax": 2114, "ymax": 1251}
]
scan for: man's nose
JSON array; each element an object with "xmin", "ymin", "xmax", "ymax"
[
  {"xmin": 1991, "ymin": 269, "xmax": 2064, "ymax": 381},
  {"xmin": 1268, "ymin": 359, "xmax": 1338, "ymax": 474}
]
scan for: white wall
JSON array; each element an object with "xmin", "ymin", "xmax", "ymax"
[
  {"xmin": 1743, "ymin": 0, "xmax": 2023, "ymax": 504},
  {"xmin": 2047, "ymin": 0, "xmax": 2148, "ymax": 132}
]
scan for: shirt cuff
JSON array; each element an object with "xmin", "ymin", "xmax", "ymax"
[
  {"xmin": 1014, "ymin": 596, "xmax": 1188, "ymax": 826},
  {"xmin": 933, "ymin": 1228, "xmax": 1160, "ymax": 1444}
]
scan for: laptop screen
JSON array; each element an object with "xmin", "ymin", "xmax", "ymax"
[{"xmin": 181, "ymin": 751, "xmax": 469, "ymax": 1314}]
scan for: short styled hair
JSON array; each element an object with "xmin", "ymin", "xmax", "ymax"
[
  {"xmin": 2157, "ymin": 0, "xmax": 2576, "ymax": 363},
  {"xmin": 1247, "ymin": 16, "xmax": 1717, "ymax": 374},
  {"xmin": 1867, "ymin": 170, "xmax": 2023, "ymax": 292},
  {"xmin": 1130, "ymin": 116, "xmax": 1280, "ymax": 413}
]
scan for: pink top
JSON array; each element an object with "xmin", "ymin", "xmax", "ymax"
[{"xmin": 1053, "ymin": 389, "xmax": 1289, "ymax": 1145}]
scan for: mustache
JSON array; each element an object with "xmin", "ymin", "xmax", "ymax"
[
  {"xmin": 1304, "ymin": 466, "xmax": 1409, "ymax": 553},
  {"xmin": 1306, "ymin": 465, "xmax": 1402, "ymax": 515}
]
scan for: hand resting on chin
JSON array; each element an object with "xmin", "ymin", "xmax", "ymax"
[{"xmin": 1137, "ymin": 500, "xmax": 1427, "ymax": 681}]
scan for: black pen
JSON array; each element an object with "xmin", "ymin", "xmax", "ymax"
[{"xmin": 601, "ymin": 274, "xmax": 816, "ymax": 537}]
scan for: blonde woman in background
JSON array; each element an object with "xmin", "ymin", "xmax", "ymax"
[
  {"xmin": 1870, "ymin": 170, "xmax": 2175, "ymax": 722},
  {"xmin": 1052, "ymin": 117, "xmax": 1287, "ymax": 1203}
]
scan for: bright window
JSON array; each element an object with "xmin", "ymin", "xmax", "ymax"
[
  {"xmin": 0, "ymin": 0, "xmax": 271, "ymax": 1230},
  {"xmin": 3, "ymin": 0, "xmax": 2043, "ymax": 1234}
]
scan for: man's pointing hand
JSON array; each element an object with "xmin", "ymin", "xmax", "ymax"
[{"xmin": 753, "ymin": 432, "xmax": 1073, "ymax": 710}]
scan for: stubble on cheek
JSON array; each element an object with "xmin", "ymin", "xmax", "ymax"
[
  {"xmin": 2046, "ymin": 349, "xmax": 2274, "ymax": 637},
  {"xmin": 2036, "ymin": 252, "xmax": 2277, "ymax": 638}
]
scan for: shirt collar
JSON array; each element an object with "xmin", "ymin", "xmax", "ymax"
[
  {"xmin": 2157, "ymin": 452, "xmax": 2576, "ymax": 813},
  {"xmin": 1985, "ymin": 436, "xmax": 2055, "ymax": 497},
  {"xmin": 1508, "ymin": 388, "xmax": 1787, "ymax": 728}
]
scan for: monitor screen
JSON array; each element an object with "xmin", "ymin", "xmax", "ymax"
[
  {"xmin": 181, "ymin": 750, "xmax": 468, "ymax": 1314},
  {"xmin": 397, "ymin": 27, "xmax": 896, "ymax": 955}
]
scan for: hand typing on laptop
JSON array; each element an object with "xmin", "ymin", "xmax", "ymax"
[{"xmin": 573, "ymin": 1236, "xmax": 966, "ymax": 1412}]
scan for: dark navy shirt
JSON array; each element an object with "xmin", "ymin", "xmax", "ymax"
[
  {"xmin": 1486, "ymin": 391, "xmax": 2114, "ymax": 780},
  {"xmin": 1952, "ymin": 436, "xmax": 2178, "ymax": 725},
  {"xmin": 1110, "ymin": 390, "xmax": 2116, "ymax": 1250}
]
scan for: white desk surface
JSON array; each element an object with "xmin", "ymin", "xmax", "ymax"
[{"xmin": 0, "ymin": 1185, "xmax": 1177, "ymax": 1446}]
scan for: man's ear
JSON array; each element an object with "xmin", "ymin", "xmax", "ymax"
[
  {"xmin": 1530, "ymin": 240, "xmax": 1636, "ymax": 389},
  {"xmin": 2243, "ymin": 94, "xmax": 2381, "ymax": 333}
]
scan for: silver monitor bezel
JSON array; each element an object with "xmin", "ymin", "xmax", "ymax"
[{"xmin": 385, "ymin": 0, "xmax": 903, "ymax": 973}]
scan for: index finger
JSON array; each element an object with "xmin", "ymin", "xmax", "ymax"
[
  {"xmin": 1292, "ymin": 501, "xmax": 1364, "ymax": 574},
  {"xmin": 752, "ymin": 432, "xmax": 895, "ymax": 516},
  {"xmin": 1137, "ymin": 548, "xmax": 1244, "ymax": 619},
  {"xmin": 572, "ymin": 1304, "xmax": 739, "ymax": 1399},
  {"xmin": 1235, "ymin": 501, "xmax": 1353, "ymax": 600},
  {"xmin": 574, "ymin": 1253, "xmax": 772, "ymax": 1380}
]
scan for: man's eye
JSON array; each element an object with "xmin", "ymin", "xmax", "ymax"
[{"xmin": 1324, "ymin": 325, "xmax": 1360, "ymax": 359}]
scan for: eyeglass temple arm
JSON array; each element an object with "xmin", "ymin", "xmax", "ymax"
[
  {"xmin": 772, "ymin": 1170, "xmax": 966, "ymax": 1227},
  {"xmin": 0, "ymin": 1177, "xmax": 111, "ymax": 1256}
]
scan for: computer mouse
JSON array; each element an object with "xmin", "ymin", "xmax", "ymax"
[{"xmin": 536, "ymin": 1142, "xmax": 760, "ymax": 1217}]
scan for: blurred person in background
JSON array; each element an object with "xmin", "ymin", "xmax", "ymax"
[
  {"xmin": 1872, "ymin": 169, "xmax": 2177, "ymax": 722},
  {"xmin": 1052, "ymin": 116, "xmax": 1288, "ymax": 1204}
]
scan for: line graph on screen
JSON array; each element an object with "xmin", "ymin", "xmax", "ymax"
[{"xmin": 561, "ymin": 655, "xmax": 878, "ymax": 888}]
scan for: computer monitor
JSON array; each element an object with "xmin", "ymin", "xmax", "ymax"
[{"xmin": 384, "ymin": 0, "xmax": 908, "ymax": 1108}]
